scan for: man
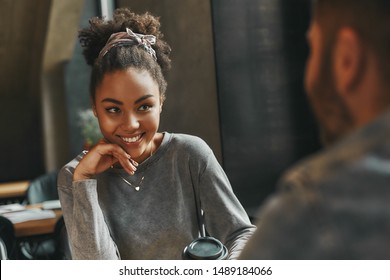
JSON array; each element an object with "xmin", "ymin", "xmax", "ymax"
[{"xmin": 240, "ymin": 0, "xmax": 390, "ymax": 259}]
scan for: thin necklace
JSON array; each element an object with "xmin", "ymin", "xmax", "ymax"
[
  {"xmin": 118, "ymin": 174, "xmax": 145, "ymax": 191},
  {"xmin": 117, "ymin": 144, "xmax": 154, "ymax": 191}
]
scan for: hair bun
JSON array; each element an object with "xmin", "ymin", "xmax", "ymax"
[{"xmin": 79, "ymin": 8, "xmax": 171, "ymax": 72}]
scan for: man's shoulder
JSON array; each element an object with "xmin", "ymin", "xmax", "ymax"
[{"xmin": 279, "ymin": 118, "xmax": 390, "ymax": 194}]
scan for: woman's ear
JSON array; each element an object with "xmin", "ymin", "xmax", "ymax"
[
  {"xmin": 91, "ymin": 98, "xmax": 98, "ymax": 117},
  {"xmin": 160, "ymin": 95, "xmax": 165, "ymax": 113},
  {"xmin": 92, "ymin": 105, "xmax": 98, "ymax": 117}
]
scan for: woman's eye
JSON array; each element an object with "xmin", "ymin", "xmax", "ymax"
[
  {"xmin": 106, "ymin": 107, "xmax": 120, "ymax": 113},
  {"xmin": 139, "ymin": 104, "xmax": 152, "ymax": 111}
]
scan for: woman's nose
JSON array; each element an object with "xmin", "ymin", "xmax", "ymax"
[{"xmin": 121, "ymin": 113, "xmax": 140, "ymax": 131}]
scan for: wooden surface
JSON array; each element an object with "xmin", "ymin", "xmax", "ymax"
[
  {"xmin": 0, "ymin": 181, "xmax": 29, "ymax": 199},
  {"xmin": 13, "ymin": 204, "xmax": 62, "ymax": 238}
]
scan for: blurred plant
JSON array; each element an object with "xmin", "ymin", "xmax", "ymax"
[{"xmin": 78, "ymin": 109, "xmax": 101, "ymax": 149}]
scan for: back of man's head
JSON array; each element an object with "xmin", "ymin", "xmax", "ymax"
[{"xmin": 312, "ymin": 0, "xmax": 390, "ymax": 84}]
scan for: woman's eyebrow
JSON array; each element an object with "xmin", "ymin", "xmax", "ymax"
[
  {"xmin": 101, "ymin": 95, "xmax": 155, "ymax": 105},
  {"xmin": 101, "ymin": 98, "xmax": 123, "ymax": 105},
  {"xmin": 134, "ymin": 94, "xmax": 155, "ymax": 104}
]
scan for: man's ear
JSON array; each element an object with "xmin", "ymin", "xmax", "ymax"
[{"xmin": 333, "ymin": 27, "xmax": 365, "ymax": 94}]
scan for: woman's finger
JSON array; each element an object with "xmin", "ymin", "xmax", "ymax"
[
  {"xmin": 96, "ymin": 143, "xmax": 138, "ymax": 174},
  {"xmin": 74, "ymin": 140, "xmax": 138, "ymax": 180}
]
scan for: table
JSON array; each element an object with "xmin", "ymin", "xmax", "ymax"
[
  {"xmin": 11, "ymin": 204, "xmax": 65, "ymax": 260},
  {"xmin": 0, "ymin": 181, "xmax": 29, "ymax": 199},
  {"xmin": 13, "ymin": 204, "xmax": 62, "ymax": 238}
]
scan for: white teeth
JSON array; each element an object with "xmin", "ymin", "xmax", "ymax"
[{"xmin": 121, "ymin": 135, "xmax": 141, "ymax": 143}]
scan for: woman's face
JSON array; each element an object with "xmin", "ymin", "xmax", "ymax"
[{"xmin": 93, "ymin": 68, "xmax": 162, "ymax": 163}]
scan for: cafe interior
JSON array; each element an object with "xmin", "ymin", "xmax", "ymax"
[{"xmin": 0, "ymin": 0, "xmax": 320, "ymax": 259}]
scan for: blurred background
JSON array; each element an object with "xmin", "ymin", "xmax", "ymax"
[{"xmin": 0, "ymin": 0, "xmax": 320, "ymax": 216}]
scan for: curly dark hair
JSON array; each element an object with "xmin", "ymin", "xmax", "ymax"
[{"xmin": 79, "ymin": 8, "xmax": 172, "ymax": 101}]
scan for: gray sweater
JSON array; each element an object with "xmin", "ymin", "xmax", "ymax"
[{"xmin": 58, "ymin": 132, "xmax": 255, "ymax": 259}]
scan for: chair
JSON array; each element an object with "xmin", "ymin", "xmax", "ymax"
[
  {"xmin": 54, "ymin": 216, "xmax": 71, "ymax": 259},
  {"xmin": 20, "ymin": 171, "xmax": 60, "ymax": 259},
  {"xmin": 0, "ymin": 216, "xmax": 19, "ymax": 259},
  {"xmin": 24, "ymin": 170, "xmax": 59, "ymax": 204}
]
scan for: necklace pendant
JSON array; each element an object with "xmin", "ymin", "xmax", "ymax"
[{"xmin": 118, "ymin": 174, "xmax": 144, "ymax": 192}]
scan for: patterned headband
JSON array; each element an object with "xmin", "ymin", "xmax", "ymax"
[{"xmin": 98, "ymin": 28, "xmax": 157, "ymax": 61}]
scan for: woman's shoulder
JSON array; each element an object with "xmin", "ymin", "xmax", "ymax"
[
  {"xmin": 168, "ymin": 133, "xmax": 212, "ymax": 152},
  {"xmin": 58, "ymin": 151, "xmax": 87, "ymax": 186},
  {"xmin": 164, "ymin": 133, "xmax": 217, "ymax": 169}
]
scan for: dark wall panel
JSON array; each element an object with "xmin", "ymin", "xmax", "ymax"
[
  {"xmin": 211, "ymin": 0, "xmax": 320, "ymax": 213},
  {"xmin": 0, "ymin": 0, "xmax": 50, "ymax": 182}
]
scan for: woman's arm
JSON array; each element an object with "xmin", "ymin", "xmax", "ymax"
[
  {"xmin": 191, "ymin": 145, "xmax": 256, "ymax": 260},
  {"xmin": 58, "ymin": 140, "xmax": 138, "ymax": 259},
  {"xmin": 58, "ymin": 154, "xmax": 121, "ymax": 259}
]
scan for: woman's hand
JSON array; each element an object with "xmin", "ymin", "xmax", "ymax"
[{"xmin": 73, "ymin": 139, "xmax": 138, "ymax": 181}]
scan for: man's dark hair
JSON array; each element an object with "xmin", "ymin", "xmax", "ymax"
[{"xmin": 312, "ymin": 0, "xmax": 390, "ymax": 84}]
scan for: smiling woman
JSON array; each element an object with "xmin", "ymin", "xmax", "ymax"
[
  {"xmin": 93, "ymin": 69, "xmax": 162, "ymax": 164},
  {"xmin": 57, "ymin": 7, "xmax": 255, "ymax": 260}
]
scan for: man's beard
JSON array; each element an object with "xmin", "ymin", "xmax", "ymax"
[{"xmin": 308, "ymin": 47, "xmax": 354, "ymax": 146}]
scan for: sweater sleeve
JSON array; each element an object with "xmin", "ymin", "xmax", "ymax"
[
  {"xmin": 193, "ymin": 146, "xmax": 256, "ymax": 260},
  {"xmin": 57, "ymin": 157, "xmax": 120, "ymax": 260}
]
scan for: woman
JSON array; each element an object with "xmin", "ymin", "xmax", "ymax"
[{"xmin": 58, "ymin": 8, "xmax": 255, "ymax": 259}]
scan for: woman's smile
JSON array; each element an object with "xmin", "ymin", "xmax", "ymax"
[{"xmin": 119, "ymin": 133, "xmax": 143, "ymax": 144}]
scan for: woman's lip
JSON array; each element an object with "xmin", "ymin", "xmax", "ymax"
[{"xmin": 119, "ymin": 133, "xmax": 144, "ymax": 144}]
